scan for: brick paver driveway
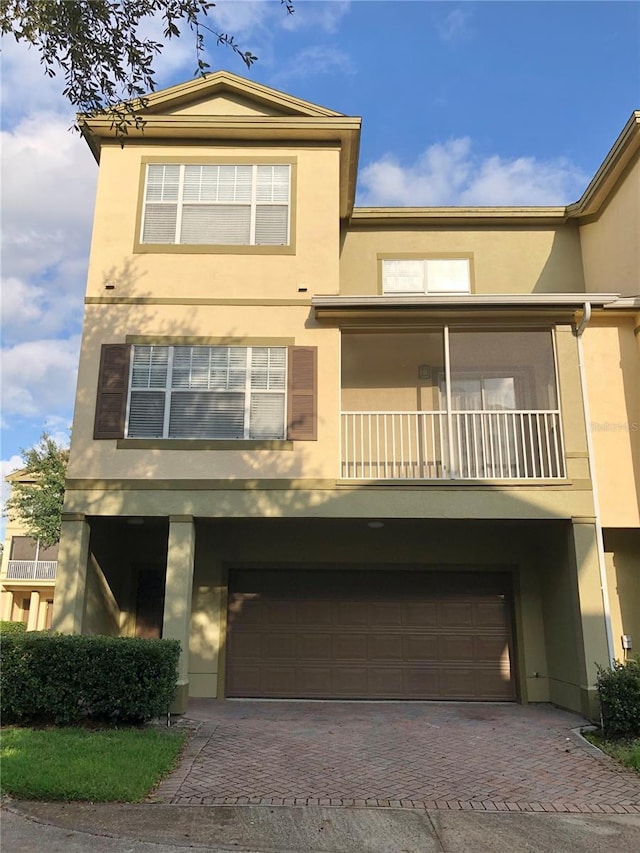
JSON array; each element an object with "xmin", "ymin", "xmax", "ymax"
[{"xmin": 156, "ymin": 700, "xmax": 640, "ymax": 814}]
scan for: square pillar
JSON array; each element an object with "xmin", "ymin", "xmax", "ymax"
[
  {"xmin": 163, "ymin": 515, "xmax": 196, "ymax": 714},
  {"xmin": 2, "ymin": 589, "xmax": 14, "ymax": 621},
  {"xmin": 52, "ymin": 515, "xmax": 91, "ymax": 634},
  {"xmin": 569, "ymin": 519, "xmax": 611, "ymax": 719},
  {"xmin": 26, "ymin": 590, "xmax": 40, "ymax": 631}
]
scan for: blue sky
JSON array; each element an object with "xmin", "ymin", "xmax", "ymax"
[{"xmin": 1, "ymin": 0, "xmax": 639, "ymax": 530}]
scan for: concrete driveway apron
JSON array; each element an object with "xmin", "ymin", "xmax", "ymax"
[{"xmin": 154, "ymin": 700, "xmax": 640, "ymax": 814}]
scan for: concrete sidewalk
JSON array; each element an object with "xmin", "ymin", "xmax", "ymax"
[{"xmin": 3, "ymin": 800, "xmax": 640, "ymax": 853}]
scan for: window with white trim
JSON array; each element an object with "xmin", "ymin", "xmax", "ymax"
[
  {"xmin": 127, "ymin": 345, "xmax": 287, "ymax": 439},
  {"xmin": 141, "ymin": 164, "xmax": 291, "ymax": 246},
  {"xmin": 382, "ymin": 258, "xmax": 471, "ymax": 294}
]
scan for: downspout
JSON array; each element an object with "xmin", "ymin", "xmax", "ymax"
[{"xmin": 575, "ymin": 302, "xmax": 615, "ymax": 665}]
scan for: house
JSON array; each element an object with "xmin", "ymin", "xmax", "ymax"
[
  {"xmin": 53, "ymin": 72, "xmax": 639, "ymax": 718},
  {"xmin": 1, "ymin": 470, "xmax": 58, "ymax": 630}
]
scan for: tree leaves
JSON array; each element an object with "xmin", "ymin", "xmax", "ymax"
[
  {"xmin": 0, "ymin": 1, "xmax": 294, "ymax": 137},
  {"xmin": 4, "ymin": 432, "xmax": 69, "ymax": 547}
]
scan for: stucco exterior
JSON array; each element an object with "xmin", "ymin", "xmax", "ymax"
[{"xmin": 52, "ymin": 74, "xmax": 639, "ymax": 719}]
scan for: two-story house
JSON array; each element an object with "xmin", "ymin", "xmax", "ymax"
[
  {"xmin": 1, "ymin": 470, "xmax": 58, "ymax": 630},
  {"xmin": 53, "ymin": 72, "xmax": 639, "ymax": 718}
]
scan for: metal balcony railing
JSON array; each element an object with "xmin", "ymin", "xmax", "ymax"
[
  {"xmin": 340, "ymin": 410, "xmax": 565, "ymax": 480},
  {"xmin": 5, "ymin": 560, "xmax": 58, "ymax": 580}
]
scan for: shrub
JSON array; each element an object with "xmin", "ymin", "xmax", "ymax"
[
  {"xmin": 0, "ymin": 633, "xmax": 180, "ymax": 725},
  {"xmin": 0, "ymin": 620, "xmax": 27, "ymax": 635},
  {"xmin": 596, "ymin": 656, "xmax": 640, "ymax": 738}
]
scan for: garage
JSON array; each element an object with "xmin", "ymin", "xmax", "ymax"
[{"xmin": 226, "ymin": 568, "xmax": 515, "ymax": 700}]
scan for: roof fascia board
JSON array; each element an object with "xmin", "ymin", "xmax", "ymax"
[
  {"xmin": 350, "ymin": 207, "xmax": 569, "ymax": 227},
  {"xmin": 567, "ymin": 110, "xmax": 640, "ymax": 220}
]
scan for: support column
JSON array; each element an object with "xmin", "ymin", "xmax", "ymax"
[
  {"xmin": 569, "ymin": 519, "xmax": 611, "ymax": 719},
  {"xmin": 51, "ymin": 515, "xmax": 91, "ymax": 634},
  {"xmin": 2, "ymin": 589, "xmax": 14, "ymax": 621},
  {"xmin": 26, "ymin": 590, "xmax": 40, "ymax": 631},
  {"xmin": 163, "ymin": 515, "xmax": 196, "ymax": 714}
]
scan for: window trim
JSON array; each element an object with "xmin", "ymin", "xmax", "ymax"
[
  {"xmin": 377, "ymin": 253, "xmax": 474, "ymax": 295},
  {"xmin": 133, "ymin": 156, "xmax": 297, "ymax": 255}
]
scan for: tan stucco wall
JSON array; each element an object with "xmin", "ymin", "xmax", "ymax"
[
  {"xmin": 604, "ymin": 528, "xmax": 640, "ymax": 661},
  {"xmin": 86, "ymin": 144, "xmax": 340, "ymax": 302},
  {"xmin": 579, "ymin": 155, "xmax": 640, "ymax": 296},
  {"xmin": 339, "ymin": 224, "xmax": 585, "ymax": 296},
  {"xmin": 582, "ymin": 317, "xmax": 640, "ymax": 528}
]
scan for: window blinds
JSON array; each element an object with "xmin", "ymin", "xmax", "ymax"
[{"xmin": 141, "ymin": 164, "xmax": 290, "ymax": 246}]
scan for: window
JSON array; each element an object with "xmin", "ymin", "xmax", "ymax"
[
  {"xmin": 140, "ymin": 164, "xmax": 290, "ymax": 246},
  {"xmin": 127, "ymin": 345, "xmax": 287, "ymax": 439},
  {"xmin": 382, "ymin": 258, "xmax": 471, "ymax": 294}
]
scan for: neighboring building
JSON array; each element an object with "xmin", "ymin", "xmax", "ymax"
[
  {"xmin": 1, "ymin": 470, "xmax": 58, "ymax": 630},
  {"xmin": 53, "ymin": 72, "xmax": 639, "ymax": 717}
]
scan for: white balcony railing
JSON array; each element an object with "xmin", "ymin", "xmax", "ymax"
[
  {"xmin": 341, "ymin": 410, "xmax": 565, "ymax": 480},
  {"xmin": 5, "ymin": 560, "xmax": 57, "ymax": 580}
]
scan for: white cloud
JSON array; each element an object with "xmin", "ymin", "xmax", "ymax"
[
  {"xmin": 0, "ymin": 336, "xmax": 81, "ymax": 420},
  {"xmin": 357, "ymin": 138, "xmax": 588, "ymax": 206},
  {"xmin": 437, "ymin": 7, "xmax": 473, "ymax": 43},
  {"xmin": 271, "ymin": 45, "xmax": 355, "ymax": 85}
]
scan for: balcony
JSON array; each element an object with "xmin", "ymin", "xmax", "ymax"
[
  {"xmin": 341, "ymin": 410, "xmax": 565, "ymax": 480},
  {"xmin": 5, "ymin": 561, "xmax": 58, "ymax": 581},
  {"xmin": 340, "ymin": 328, "xmax": 566, "ymax": 482}
]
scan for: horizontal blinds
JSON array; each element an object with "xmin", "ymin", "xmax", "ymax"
[
  {"xmin": 126, "ymin": 345, "xmax": 287, "ymax": 439},
  {"xmin": 169, "ymin": 392, "xmax": 245, "ymax": 439},
  {"xmin": 128, "ymin": 391, "xmax": 166, "ymax": 438},
  {"xmin": 180, "ymin": 205, "xmax": 251, "ymax": 245},
  {"xmin": 382, "ymin": 260, "xmax": 425, "ymax": 293},
  {"xmin": 141, "ymin": 164, "xmax": 290, "ymax": 246},
  {"xmin": 255, "ymin": 205, "xmax": 288, "ymax": 245}
]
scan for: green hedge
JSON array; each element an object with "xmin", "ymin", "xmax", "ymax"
[
  {"xmin": 596, "ymin": 656, "xmax": 640, "ymax": 738},
  {"xmin": 0, "ymin": 633, "xmax": 180, "ymax": 725},
  {"xmin": 0, "ymin": 620, "xmax": 27, "ymax": 635}
]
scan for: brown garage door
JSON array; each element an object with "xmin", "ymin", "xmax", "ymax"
[{"xmin": 226, "ymin": 569, "xmax": 515, "ymax": 700}]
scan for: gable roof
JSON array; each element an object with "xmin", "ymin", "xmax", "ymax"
[
  {"xmin": 80, "ymin": 71, "xmax": 361, "ymax": 219},
  {"xmin": 138, "ymin": 70, "xmax": 345, "ymax": 118}
]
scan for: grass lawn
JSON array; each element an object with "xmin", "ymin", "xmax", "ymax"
[
  {"xmin": 585, "ymin": 731, "xmax": 640, "ymax": 773},
  {"xmin": 0, "ymin": 726, "xmax": 188, "ymax": 802}
]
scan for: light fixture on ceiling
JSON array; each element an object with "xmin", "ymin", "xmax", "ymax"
[
  {"xmin": 367, "ymin": 521, "xmax": 385, "ymax": 529},
  {"xmin": 127, "ymin": 517, "xmax": 145, "ymax": 526}
]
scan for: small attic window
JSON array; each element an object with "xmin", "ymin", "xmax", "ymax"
[{"xmin": 140, "ymin": 163, "xmax": 291, "ymax": 247}]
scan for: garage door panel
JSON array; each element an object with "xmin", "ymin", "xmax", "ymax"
[
  {"xmin": 296, "ymin": 668, "xmax": 332, "ymax": 694},
  {"xmin": 404, "ymin": 602, "xmax": 438, "ymax": 626},
  {"xmin": 298, "ymin": 633, "xmax": 332, "ymax": 659},
  {"xmin": 334, "ymin": 601, "xmax": 368, "ymax": 625},
  {"xmin": 298, "ymin": 600, "xmax": 332, "ymax": 625},
  {"xmin": 368, "ymin": 602, "xmax": 403, "ymax": 626},
  {"xmin": 265, "ymin": 634, "xmax": 297, "ymax": 659},
  {"xmin": 332, "ymin": 667, "xmax": 368, "ymax": 695},
  {"xmin": 440, "ymin": 635, "xmax": 475, "ymax": 661},
  {"xmin": 227, "ymin": 570, "xmax": 515, "ymax": 701},
  {"xmin": 368, "ymin": 635, "xmax": 403, "ymax": 660},
  {"xmin": 402, "ymin": 635, "xmax": 439, "ymax": 660},
  {"xmin": 265, "ymin": 601, "xmax": 297, "ymax": 625},
  {"xmin": 441, "ymin": 602, "xmax": 474, "ymax": 627},
  {"xmin": 369, "ymin": 668, "xmax": 404, "ymax": 695},
  {"xmin": 476, "ymin": 599, "xmax": 509, "ymax": 626},
  {"xmin": 332, "ymin": 634, "xmax": 368, "ymax": 660}
]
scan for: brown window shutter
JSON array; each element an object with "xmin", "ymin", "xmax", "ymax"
[
  {"xmin": 287, "ymin": 346, "xmax": 317, "ymax": 441},
  {"xmin": 93, "ymin": 344, "xmax": 131, "ymax": 439}
]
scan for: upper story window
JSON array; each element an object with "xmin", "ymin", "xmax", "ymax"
[
  {"xmin": 141, "ymin": 164, "xmax": 291, "ymax": 246},
  {"xmin": 127, "ymin": 345, "xmax": 287, "ymax": 439},
  {"xmin": 382, "ymin": 258, "xmax": 471, "ymax": 294}
]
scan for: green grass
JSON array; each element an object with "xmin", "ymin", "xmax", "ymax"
[
  {"xmin": 585, "ymin": 731, "xmax": 640, "ymax": 773},
  {"xmin": 0, "ymin": 726, "xmax": 188, "ymax": 802}
]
